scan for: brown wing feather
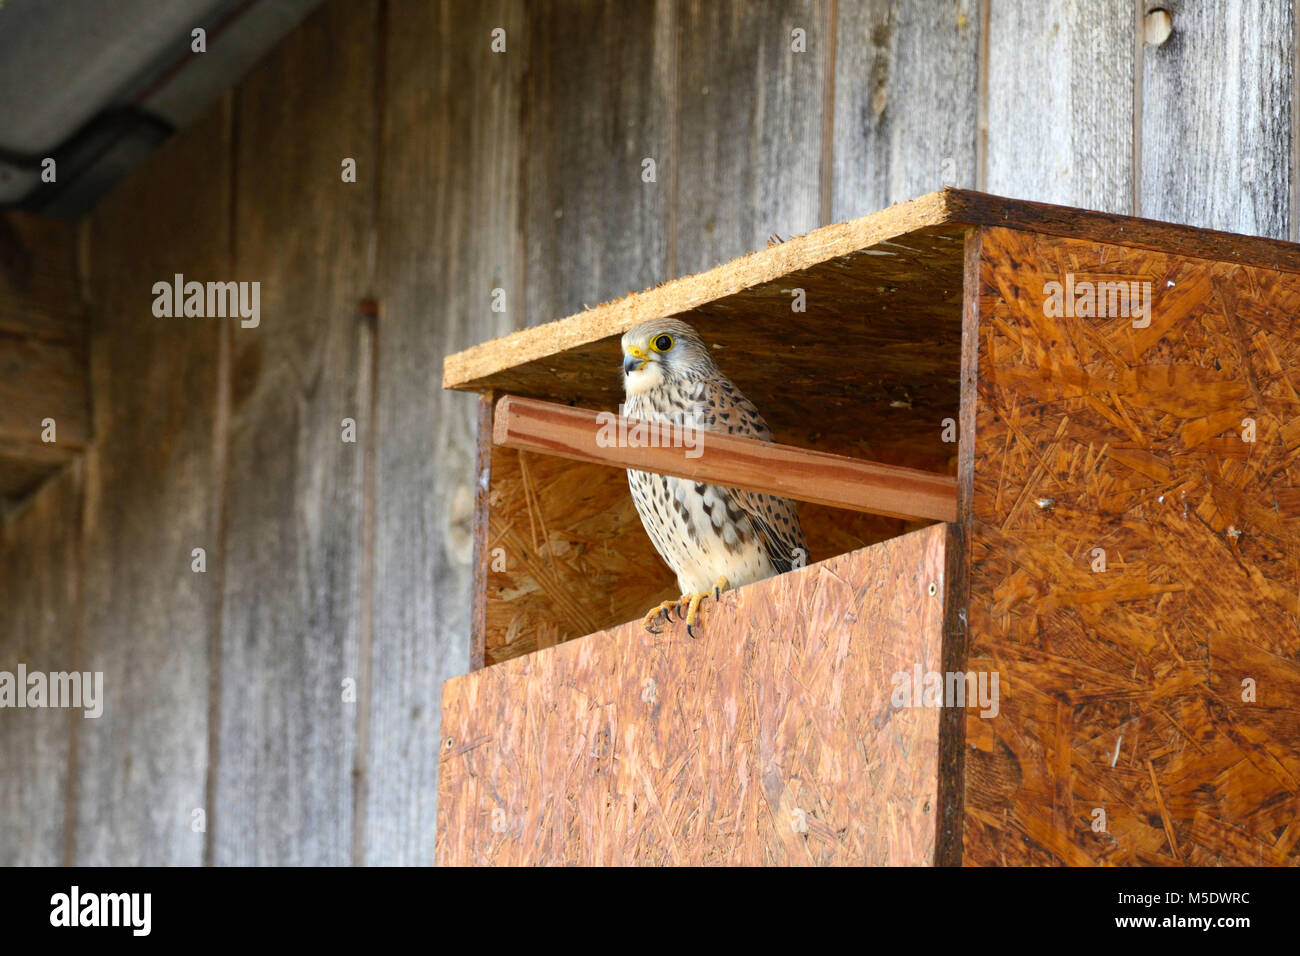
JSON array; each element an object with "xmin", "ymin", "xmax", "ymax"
[
  {"xmin": 694, "ymin": 379, "xmax": 809, "ymax": 572},
  {"xmin": 725, "ymin": 486, "xmax": 808, "ymax": 572}
]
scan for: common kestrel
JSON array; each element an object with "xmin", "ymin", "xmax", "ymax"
[{"xmin": 621, "ymin": 318, "xmax": 808, "ymax": 636}]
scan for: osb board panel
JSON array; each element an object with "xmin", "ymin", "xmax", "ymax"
[
  {"xmin": 460, "ymin": 220, "xmax": 967, "ymax": 459},
  {"xmin": 965, "ymin": 225, "xmax": 1300, "ymax": 866},
  {"xmin": 446, "ymin": 189, "xmax": 1300, "ymax": 397},
  {"xmin": 439, "ymin": 523, "xmax": 953, "ymax": 866},
  {"xmin": 447, "ymin": 189, "xmax": 1300, "ymax": 462},
  {"xmin": 482, "ymin": 443, "xmax": 922, "ymax": 666},
  {"xmin": 448, "ymin": 189, "xmax": 955, "ymax": 385}
]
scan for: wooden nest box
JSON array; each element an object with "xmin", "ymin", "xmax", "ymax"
[{"xmin": 436, "ymin": 188, "xmax": 1300, "ymax": 866}]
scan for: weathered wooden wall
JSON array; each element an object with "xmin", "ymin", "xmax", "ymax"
[
  {"xmin": 213, "ymin": 0, "xmax": 378, "ymax": 867},
  {"xmin": 367, "ymin": 0, "xmax": 523, "ymax": 865},
  {"xmin": 1, "ymin": 0, "xmax": 1296, "ymax": 864},
  {"xmin": 74, "ymin": 96, "xmax": 231, "ymax": 868},
  {"xmin": 0, "ymin": 212, "xmax": 86, "ymax": 501},
  {"xmin": 0, "ymin": 464, "xmax": 80, "ymax": 866}
]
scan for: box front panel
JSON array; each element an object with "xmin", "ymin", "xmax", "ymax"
[{"xmin": 439, "ymin": 523, "xmax": 952, "ymax": 865}]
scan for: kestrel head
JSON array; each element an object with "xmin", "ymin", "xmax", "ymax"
[{"xmin": 621, "ymin": 317, "xmax": 717, "ymax": 396}]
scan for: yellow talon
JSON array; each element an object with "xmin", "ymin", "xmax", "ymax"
[
  {"xmin": 683, "ymin": 591, "xmax": 705, "ymax": 638},
  {"xmin": 641, "ymin": 578, "xmax": 730, "ymax": 637},
  {"xmin": 641, "ymin": 598, "xmax": 681, "ymax": 633}
]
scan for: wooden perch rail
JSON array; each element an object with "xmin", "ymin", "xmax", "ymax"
[{"xmin": 492, "ymin": 394, "xmax": 958, "ymax": 523}]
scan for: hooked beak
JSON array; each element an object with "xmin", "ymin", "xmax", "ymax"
[{"xmin": 623, "ymin": 346, "xmax": 649, "ymax": 376}]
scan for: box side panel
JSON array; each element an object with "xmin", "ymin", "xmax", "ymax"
[
  {"xmin": 965, "ymin": 225, "xmax": 1300, "ymax": 865},
  {"xmin": 469, "ymin": 393, "xmax": 494, "ymax": 670},
  {"xmin": 438, "ymin": 523, "xmax": 951, "ymax": 865}
]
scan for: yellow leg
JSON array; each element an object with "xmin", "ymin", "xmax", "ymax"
[
  {"xmin": 684, "ymin": 577, "xmax": 730, "ymax": 639},
  {"xmin": 641, "ymin": 598, "xmax": 681, "ymax": 633},
  {"xmin": 642, "ymin": 577, "xmax": 730, "ymax": 637}
]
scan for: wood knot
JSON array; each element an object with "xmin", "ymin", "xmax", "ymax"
[{"xmin": 1144, "ymin": 9, "xmax": 1173, "ymax": 46}]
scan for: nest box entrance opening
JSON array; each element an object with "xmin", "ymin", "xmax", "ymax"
[{"xmin": 447, "ymin": 193, "xmax": 971, "ymax": 667}]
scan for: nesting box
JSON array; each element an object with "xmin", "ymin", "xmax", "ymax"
[{"xmin": 436, "ymin": 189, "xmax": 1300, "ymax": 866}]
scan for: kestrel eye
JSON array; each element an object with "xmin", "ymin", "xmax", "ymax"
[{"xmin": 652, "ymin": 334, "xmax": 674, "ymax": 352}]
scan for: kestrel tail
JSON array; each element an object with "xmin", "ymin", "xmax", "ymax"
[{"xmin": 619, "ymin": 317, "xmax": 808, "ymax": 636}]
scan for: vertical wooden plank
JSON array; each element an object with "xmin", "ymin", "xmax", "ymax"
[
  {"xmin": 0, "ymin": 337, "xmax": 88, "ymax": 454},
  {"xmin": 0, "ymin": 211, "xmax": 83, "ymax": 341},
  {"xmin": 214, "ymin": 0, "xmax": 378, "ymax": 866},
  {"xmin": 832, "ymin": 0, "xmax": 980, "ymax": 221},
  {"xmin": 0, "ymin": 464, "xmax": 79, "ymax": 866},
  {"xmin": 1141, "ymin": 0, "xmax": 1293, "ymax": 237},
  {"xmin": 985, "ymin": 0, "xmax": 1134, "ymax": 213},
  {"xmin": 674, "ymin": 0, "xmax": 825, "ymax": 275},
  {"xmin": 365, "ymin": 0, "xmax": 523, "ymax": 866},
  {"xmin": 0, "ymin": 211, "xmax": 87, "ymax": 500},
  {"xmin": 523, "ymin": 0, "xmax": 674, "ymax": 322},
  {"xmin": 76, "ymin": 105, "xmax": 230, "ymax": 866}
]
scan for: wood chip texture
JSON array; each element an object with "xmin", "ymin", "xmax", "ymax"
[{"xmin": 438, "ymin": 523, "xmax": 954, "ymax": 865}]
